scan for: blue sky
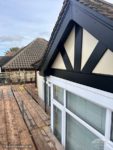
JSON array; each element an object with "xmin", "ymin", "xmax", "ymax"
[{"xmin": 0, "ymin": 0, "xmax": 64, "ymax": 56}]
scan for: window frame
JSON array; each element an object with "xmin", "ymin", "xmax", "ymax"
[
  {"xmin": 46, "ymin": 82, "xmax": 51, "ymax": 107},
  {"xmin": 111, "ymin": 113, "xmax": 113, "ymax": 142},
  {"xmin": 49, "ymin": 76, "xmax": 113, "ymax": 149}
]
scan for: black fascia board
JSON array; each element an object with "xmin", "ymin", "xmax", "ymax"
[{"xmin": 48, "ymin": 69, "xmax": 113, "ymax": 94}]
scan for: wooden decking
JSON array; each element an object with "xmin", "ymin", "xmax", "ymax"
[{"xmin": 0, "ymin": 85, "xmax": 63, "ymax": 150}]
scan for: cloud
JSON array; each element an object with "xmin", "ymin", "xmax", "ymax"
[
  {"xmin": 0, "ymin": 35, "xmax": 25, "ymax": 42},
  {"xmin": 0, "ymin": 0, "xmax": 64, "ymax": 55}
]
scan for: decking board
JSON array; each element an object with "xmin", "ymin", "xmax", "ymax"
[{"xmin": 0, "ymin": 85, "xmax": 63, "ymax": 150}]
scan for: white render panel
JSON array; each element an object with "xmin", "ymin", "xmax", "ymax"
[
  {"xmin": 81, "ymin": 29, "xmax": 98, "ymax": 69},
  {"xmin": 51, "ymin": 52, "xmax": 66, "ymax": 69},
  {"xmin": 93, "ymin": 49, "xmax": 113, "ymax": 75},
  {"xmin": 64, "ymin": 27, "xmax": 75, "ymax": 68},
  {"xmin": 37, "ymin": 71, "xmax": 44, "ymax": 101}
]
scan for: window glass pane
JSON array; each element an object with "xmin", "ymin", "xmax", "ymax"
[
  {"xmin": 53, "ymin": 85, "xmax": 64, "ymax": 104},
  {"xmin": 53, "ymin": 106, "xmax": 62, "ymax": 143},
  {"xmin": 66, "ymin": 91, "xmax": 106, "ymax": 134},
  {"xmin": 66, "ymin": 114, "xmax": 104, "ymax": 150},
  {"xmin": 111, "ymin": 113, "xmax": 113, "ymax": 141}
]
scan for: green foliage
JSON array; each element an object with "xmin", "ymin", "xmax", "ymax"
[
  {"xmin": 5, "ymin": 47, "xmax": 20, "ymax": 56},
  {"xmin": 9, "ymin": 47, "xmax": 20, "ymax": 52}
]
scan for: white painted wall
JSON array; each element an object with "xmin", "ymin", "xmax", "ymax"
[{"xmin": 37, "ymin": 71, "xmax": 44, "ymax": 101}]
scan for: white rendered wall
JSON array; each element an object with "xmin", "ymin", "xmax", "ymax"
[
  {"xmin": 51, "ymin": 52, "xmax": 66, "ymax": 69},
  {"xmin": 37, "ymin": 71, "xmax": 44, "ymax": 101},
  {"xmin": 93, "ymin": 49, "xmax": 113, "ymax": 75}
]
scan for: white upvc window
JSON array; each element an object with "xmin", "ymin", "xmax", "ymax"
[{"xmin": 48, "ymin": 76, "xmax": 113, "ymax": 150}]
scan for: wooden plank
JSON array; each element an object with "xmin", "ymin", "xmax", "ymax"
[
  {"xmin": 31, "ymin": 128, "xmax": 53, "ymax": 150},
  {"xmin": 21, "ymin": 95, "xmax": 45, "ymax": 128},
  {"xmin": 13, "ymin": 87, "xmax": 45, "ymax": 128},
  {"xmin": 24, "ymin": 84, "xmax": 45, "ymax": 110},
  {"xmin": 2, "ymin": 86, "xmax": 37, "ymax": 150},
  {"xmin": 12, "ymin": 86, "xmax": 54, "ymax": 150},
  {"xmin": 42, "ymin": 126, "xmax": 64, "ymax": 150},
  {"xmin": 3, "ymin": 87, "xmax": 21, "ymax": 150},
  {"xmin": 12, "ymin": 85, "xmax": 64, "ymax": 150},
  {"xmin": 11, "ymin": 91, "xmax": 36, "ymax": 150},
  {"xmin": 0, "ymin": 89, "xmax": 7, "ymax": 150},
  {"xmin": 19, "ymin": 86, "xmax": 50, "ymax": 121}
]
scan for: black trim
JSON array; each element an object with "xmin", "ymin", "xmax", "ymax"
[
  {"xmin": 47, "ymin": 69, "xmax": 113, "ymax": 94},
  {"xmin": 74, "ymin": 25, "xmax": 83, "ymax": 71},
  {"xmin": 40, "ymin": 6, "xmax": 73, "ymax": 75},
  {"xmin": 82, "ymin": 42, "xmax": 107, "ymax": 73},
  {"xmin": 111, "ymin": 113, "xmax": 113, "ymax": 141},
  {"xmin": 60, "ymin": 46, "xmax": 73, "ymax": 71}
]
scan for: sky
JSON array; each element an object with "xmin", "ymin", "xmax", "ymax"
[{"xmin": 0, "ymin": 0, "xmax": 64, "ymax": 56}]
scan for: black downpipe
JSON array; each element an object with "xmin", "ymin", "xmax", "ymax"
[{"xmin": 44, "ymin": 76, "xmax": 47, "ymax": 112}]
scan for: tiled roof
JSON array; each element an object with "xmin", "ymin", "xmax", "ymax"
[
  {"xmin": 39, "ymin": 0, "xmax": 113, "ymax": 69},
  {"xmin": 79, "ymin": 0, "xmax": 113, "ymax": 19},
  {"xmin": 3, "ymin": 38, "xmax": 48, "ymax": 70},
  {"xmin": 32, "ymin": 59, "xmax": 42, "ymax": 70},
  {"xmin": 0, "ymin": 56, "xmax": 12, "ymax": 67}
]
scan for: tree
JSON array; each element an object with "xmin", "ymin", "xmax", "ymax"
[{"xmin": 5, "ymin": 47, "xmax": 20, "ymax": 56}]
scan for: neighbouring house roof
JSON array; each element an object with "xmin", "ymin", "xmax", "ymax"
[
  {"xmin": 3, "ymin": 38, "xmax": 48, "ymax": 70},
  {"xmin": 0, "ymin": 56, "xmax": 13, "ymax": 67},
  {"xmin": 32, "ymin": 59, "xmax": 42, "ymax": 70},
  {"xmin": 39, "ymin": 0, "xmax": 113, "ymax": 73}
]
